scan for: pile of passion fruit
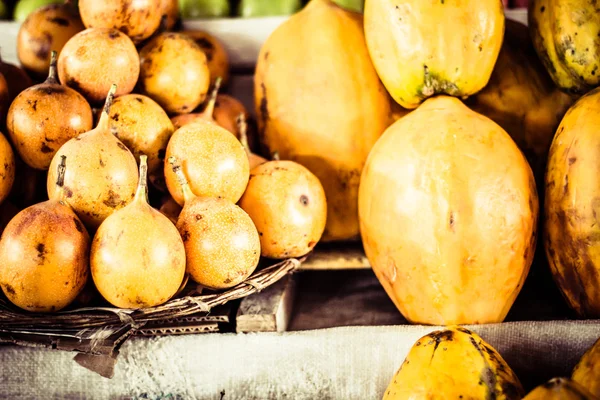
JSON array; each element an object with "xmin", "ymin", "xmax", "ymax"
[{"xmin": 0, "ymin": 0, "xmax": 327, "ymax": 313}]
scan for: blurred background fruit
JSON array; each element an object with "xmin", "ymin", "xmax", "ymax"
[
  {"xmin": 179, "ymin": 0, "xmax": 229, "ymax": 18},
  {"xmin": 12, "ymin": 0, "xmax": 62, "ymax": 21},
  {"xmin": 238, "ymin": 0, "xmax": 302, "ymax": 17}
]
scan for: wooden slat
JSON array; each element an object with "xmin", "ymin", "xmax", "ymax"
[{"xmin": 236, "ymin": 275, "xmax": 297, "ymax": 333}]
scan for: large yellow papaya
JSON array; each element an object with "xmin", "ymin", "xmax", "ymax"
[
  {"xmin": 545, "ymin": 89, "xmax": 600, "ymax": 318},
  {"xmin": 529, "ymin": 0, "xmax": 600, "ymax": 94},
  {"xmin": 359, "ymin": 96, "xmax": 538, "ymax": 325},
  {"xmin": 383, "ymin": 327, "xmax": 524, "ymax": 400},
  {"xmin": 524, "ymin": 378, "xmax": 598, "ymax": 400},
  {"xmin": 364, "ymin": 0, "xmax": 504, "ymax": 109},
  {"xmin": 467, "ymin": 19, "xmax": 575, "ymax": 182},
  {"xmin": 254, "ymin": 0, "xmax": 392, "ymax": 242},
  {"xmin": 573, "ymin": 337, "xmax": 600, "ymax": 397}
]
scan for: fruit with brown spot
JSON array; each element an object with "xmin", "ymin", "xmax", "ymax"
[
  {"xmin": 359, "ymin": 96, "xmax": 538, "ymax": 325},
  {"xmin": 164, "ymin": 120, "xmax": 249, "ymax": 205},
  {"xmin": 545, "ymin": 88, "xmax": 600, "ymax": 318},
  {"xmin": 523, "ymin": 378, "xmax": 596, "ymax": 400},
  {"xmin": 160, "ymin": 0, "xmax": 179, "ymax": 30},
  {"xmin": 170, "ymin": 77, "xmax": 222, "ymax": 129},
  {"xmin": 237, "ymin": 114, "xmax": 266, "ymax": 169},
  {"xmin": 170, "ymin": 158, "xmax": 260, "ymax": 289},
  {"xmin": 16, "ymin": 2, "xmax": 84, "ymax": 78},
  {"xmin": 58, "ymin": 28, "xmax": 140, "ymax": 105},
  {"xmin": 91, "ymin": 155, "xmax": 186, "ymax": 309},
  {"xmin": 79, "ymin": 0, "xmax": 162, "ymax": 44},
  {"xmin": 182, "ymin": 30, "xmax": 229, "ymax": 87},
  {"xmin": 0, "ymin": 156, "xmax": 90, "ymax": 312},
  {"xmin": 0, "ymin": 50, "xmax": 33, "ymax": 104},
  {"xmin": 240, "ymin": 159, "xmax": 326, "ymax": 259},
  {"xmin": 0, "ymin": 134, "xmax": 15, "ymax": 205},
  {"xmin": 107, "ymin": 94, "xmax": 174, "ymax": 192},
  {"xmin": 139, "ymin": 32, "xmax": 210, "ymax": 115},
  {"xmin": 47, "ymin": 84, "xmax": 138, "ymax": 229},
  {"xmin": 573, "ymin": 337, "xmax": 600, "ymax": 397},
  {"xmin": 7, "ymin": 51, "xmax": 93, "ymax": 170},
  {"xmin": 255, "ymin": 0, "xmax": 393, "ymax": 242},
  {"xmin": 384, "ymin": 327, "xmax": 523, "ymax": 399}
]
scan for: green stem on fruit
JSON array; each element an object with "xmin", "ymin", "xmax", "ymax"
[
  {"xmin": 202, "ymin": 76, "xmax": 222, "ymax": 119},
  {"xmin": 46, "ymin": 51, "xmax": 59, "ymax": 85},
  {"xmin": 237, "ymin": 113, "xmax": 250, "ymax": 154},
  {"xmin": 168, "ymin": 157, "xmax": 195, "ymax": 203},
  {"xmin": 135, "ymin": 155, "xmax": 149, "ymax": 203}
]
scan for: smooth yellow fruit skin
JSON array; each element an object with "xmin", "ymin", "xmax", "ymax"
[
  {"xmin": 523, "ymin": 378, "xmax": 597, "ymax": 400},
  {"xmin": 383, "ymin": 327, "xmax": 523, "ymax": 400},
  {"xmin": 359, "ymin": 96, "xmax": 537, "ymax": 325},
  {"xmin": 545, "ymin": 88, "xmax": 600, "ymax": 318},
  {"xmin": 529, "ymin": 0, "xmax": 600, "ymax": 93},
  {"xmin": 364, "ymin": 0, "xmax": 504, "ymax": 109},
  {"xmin": 255, "ymin": 0, "xmax": 392, "ymax": 242},
  {"xmin": 573, "ymin": 338, "xmax": 600, "ymax": 397}
]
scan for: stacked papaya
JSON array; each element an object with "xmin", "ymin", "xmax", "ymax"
[{"xmin": 0, "ymin": 0, "xmax": 330, "ymax": 312}]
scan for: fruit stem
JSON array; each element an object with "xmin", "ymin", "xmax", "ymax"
[
  {"xmin": 272, "ymin": 151, "xmax": 280, "ymax": 161},
  {"xmin": 168, "ymin": 157, "xmax": 195, "ymax": 203},
  {"xmin": 135, "ymin": 155, "xmax": 149, "ymax": 203},
  {"xmin": 46, "ymin": 51, "xmax": 59, "ymax": 84},
  {"xmin": 56, "ymin": 155, "xmax": 67, "ymax": 203},
  {"xmin": 96, "ymin": 84, "xmax": 117, "ymax": 133},
  {"xmin": 237, "ymin": 114, "xmax": 250, "ymax": 154},
  {"xmin": 202, "ymin": 77, "xmax": 222, "ymax": 120}
]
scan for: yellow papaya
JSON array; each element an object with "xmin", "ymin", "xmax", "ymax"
[
  {"xmin": 524, "ymin": 378, "xmax": 598, "ymax": 400},
  {"xmin": 364, "ymin": 0, "xmax": 504, "ymax": 109},
  {"xmin": 255, "ymin": 0, "xmax": 392, "ymax": 242},
  {"xmin": 573, "ymin": 337, "xmax": 600, "ymax": 397},
  {"xmin": 467, "ymin": 19, "xmax": 575, "ymax": 182},
  {"xmin": 529, "ymin": 0, "xmax": 600, "ymax": 94},
  {"xmin": 545, "ymin": 89, "xmax": 600, "ymax": 318},
  {"xmin": 359, "ymin": 95, "xmax": 538, "ymax": 325},
  {"xmin": 383, "ymin": 327, "xmax": 523, "ymax": 400}
]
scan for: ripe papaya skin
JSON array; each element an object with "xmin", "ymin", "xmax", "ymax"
[
  {"xmin": 467, "ymin": 19, "xmax": 575, "ymax": 184},
  {"xmin": 573, "ymin": 337, "xmax": 600, "ymax": 397},
  {"xmin": 523, "ymin": 378, "xmax": 597, "ymax": 400},
  {"xmin": 529, "ymin": 0, "xmax": 600, "ymax": 94},
  {"xmin": 255, "ymin": 0, "xmax": 392, "ymax": 242},
  {"xmin": 545, "ymin": 88, "xmax": 600, "ymax": 318},
  {"xmin": 364, "ymin": 0, "xmax": 504, "ymax": 109},
  {"xmin": 383, "ymin": 327, "xmax": 524, "ymax": 400},
  {"xmin": 359, "ymin": 96, "xmax": 538, "ymax": 325}
]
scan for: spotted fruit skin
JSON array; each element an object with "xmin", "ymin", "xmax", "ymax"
[
  {"xmin": 182, "ymin": 30, "xmax": 230, "ymax": 87},
  {"xmin": 139, "ymin": 33, "xmax": 210, "ymax": 115},
  {"xmin": 0, "ymin": 134, "xmax": 15, "ymax": 204},
  {"xmin": 255, "ymin": 0, "xmax": 392, "ymax": 242},
  {"xmin": 359, "ymin": 96, "xmax": 537, "ymax": 325},
  {"xmin": 107, "ymin": 94, "xmax": 174, "ymax": 192},
  {"xmin": 79, "ymin": 0, "xmax": 162, "ymax": 44},
  {"xmin": 523, "ymin": 378, "xmax": 597, "ymax": 400},
  {"xmin": 529, "ymin": 0, "xmax": 600, "ymax": 93},
  {"xmin": 573, "ymin": 337, "xmax": 600, "ymax": 397},
  {"xmin": 0, "ymin": 200, "xmax": 89, "ymax": 312},
  {"xmin": 17, "ymin": 3, "xmax": 84, "ymax": 78},
  {"xmin": 545, "ymin": 88, "xmax": 600, "ymax": 318},
  {"xmin": 47, "ymin": 130, "xmax": 138, "ymax": 229},
  {"xmin": 91, "ymin": 200, "xmax": 186, "ymax": 309},
  {"xmin": 58, "ymin": 28, "xmax": 140, "ymax": 105},
  {"xmin": 165, "ymin": 122, "xmax": 249, "ymax": 205},
  {"xmin": 383, "ymin": 327, "xmax": 523, "ymax": 400},
  {"xmin": 7, "ymin": 81, "xmax": 93, "ymax": 170},
  {"xmin": 239, "ymin": 160, "xmax": 327, "ymax": 259},
  {"xmin": 177, "ymin": 197, "xmax": 260, "ymax": 289},
  {"xmin": 364, "ymin": 0, "xmax": 504, "ymax": 109}
]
